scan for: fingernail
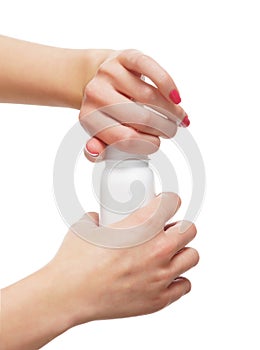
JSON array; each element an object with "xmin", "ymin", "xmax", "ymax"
[
  {"xmin": 85, "ymin": 143, "xmax": 99, "ymax": 157},
  {"xmin": 180, "ymin": 115, "xmax": 190, "ymax": 128},
  {"xmin": 169, "ymin": 89, "xmax": 181, "ymax": 104}
]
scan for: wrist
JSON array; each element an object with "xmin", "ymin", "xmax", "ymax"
[
  {"xmin": 47, "ymin": 253, "xmax": 96, "ymax": 327},
  {"xmin": 62, "ymin": 48, "xmax": 115, "ymax": 109},
  {"xmin": 0, "ymin": 37, "xmax": 113, "ymax": 109},
  {"xmin": 1, "ymin": 264, "xmax": 74, "ymax": 350}
]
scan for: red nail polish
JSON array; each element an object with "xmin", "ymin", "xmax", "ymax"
[
  {"xmin": 85, "ymin": 143, "xmax": 99, "ymax": 157},
  {"xmin": 169, "ymin": 89, "xmax": 181, "ymax": 104},
  {"xmin": 180, "ymin": 115, "xmax": 190, "ymax": 127}
]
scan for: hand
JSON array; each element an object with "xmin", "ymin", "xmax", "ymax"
[
  {"xmin": 1, "ymin": 193, "xmax": 199, "ymax": 349},
  {"xmin": 79, "ymin": 50, "xmax": 190, "ymax": 161},
  {"xmin": 50, "ymin": 192, "xmax": 199, "ymax": 325}
]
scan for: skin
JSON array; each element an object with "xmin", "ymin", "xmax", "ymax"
[
  {"xmin": 0, "ymin": 35, "xmax": 188, "ymax": 160},
  {"xmin": 80, "ymin": 49, "xmax": 188, "ymax": 160},
  {"xmin": 1, "ymin": 193, "xmax": 199, "ymax": 350},
  {"xmin": 0, "ymin": 36, "xmax": 198, "ymax": 349},
  {"xmin": 0, "ymin": 35, "xmax": 111, "ymax": 109}
]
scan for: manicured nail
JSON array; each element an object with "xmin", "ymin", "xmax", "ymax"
[
  {"xmin": 169, "ymin": 89, "xmax": 181, "ymax": 104},
  {"xmin": 85, "ymin": 143, "xmax": 99, "ymax": 157},
  {"xmin": 180, "ymin": 115, "xmax": 190, "ymax": 128}
]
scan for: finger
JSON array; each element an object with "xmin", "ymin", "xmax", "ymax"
[
  {"xmin": 82, "ymin": 110, "xmax": 160, "ymax": 155},
  {"xmin": 101, "ymin": 99, "xmax": 178, "ymax": 138},
  {"xmin": 118, "ymin": 50, "xmax": 182, "ymax": 105},
  {"xmin": 165, "ymin": 277, "xmax": 191, "ymax": 305},
  {"xmin": 116, "ymin": 71, "xmax": 187, "ymax": 124},
  {"xmin": 167, "ymin": 247, "xmax": 199, "ymax": 285},
  {"xmin": 82, "ymin": 83, "xmax": 178, "ymax": 138},
  {"xmin": 111, "ymin": 192, "xmax": 181, "ymax": 231},
  {"xmin": 164, "ymin": 221, "xmax": 178, "ymax": 231},
  {"xmin": 164, "ymin": 221, "xmax": 197, "ymax": 258},
  {"xmin": 108, "ymin": 62, "xmax": 187, "ymax": 124},
  {"xmin": 84, "ymin": 137, "xmax": 107, "ymax": 162},
  {"xmin": 80, "ymin": 102, "xmax": 160, "ymax": 153}
]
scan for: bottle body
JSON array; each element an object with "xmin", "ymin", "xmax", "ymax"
[{"xmin": 100, "ymin": 158, "xmax": 155, "ymax": 225}]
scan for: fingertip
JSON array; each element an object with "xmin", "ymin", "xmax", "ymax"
[
  {"xmin": 84, "ymin": 148, "xmax": 100, "ymax": 162},
  {"xmin": 180, "ymin": 115, "xmax": 190, "ymax": 127},
  {"xmin": 175, "ymin": 220, "xmax": 197, "ymax": 235},
  {"xmin": 167, "ymin": 277, "xmax": 191, "ymax": 305},
  {"xmin": 86, "ymin": 137, "xmax": 106, "ymax": 155},
  {"xmin": 178, "ymin": 277, "xmax": 192, "ymax": 295},
  {"xmin": 84, "ymin": 138, "xmax": 107, "ymax": 162},
  {"xmin": 160, "ymin": 192, "xmax": 181, "ymax": 209},
  {"xmin": 169, "ymin": 89, "xmax": 181, "ymax": 104}
]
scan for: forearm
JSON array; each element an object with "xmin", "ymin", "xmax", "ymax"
[
  {"xmin": 1, "ymin": 264, "xmax": 74, "ymax": 350},
  {"xmin": 0, "ymin": 35, "xmax": 113, "ymax": 109}
]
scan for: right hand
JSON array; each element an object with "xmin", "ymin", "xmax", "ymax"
[
  {"xmin": 79, "ymin": 50, "xmax": 190, "ymax": 161},
  {"xmin": 49, "ymin": 193, "xmax": 199, "ymax": 326}
]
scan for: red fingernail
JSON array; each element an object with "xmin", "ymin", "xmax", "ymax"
[
  {"xmin": 85, "ymin": 143, "xmax": 99, "ymax": 157},
  {"xmin": 169, "ymin": 89, "xmax": 181, "ymax": 104},
  {"xmin": 180, "ymin": 115, "xmax": 190, "ymax": 127}
]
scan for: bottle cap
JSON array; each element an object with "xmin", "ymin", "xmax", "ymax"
[{"xmin": 105, "ymin": 146, "xmax": 149, "ymax": 161}]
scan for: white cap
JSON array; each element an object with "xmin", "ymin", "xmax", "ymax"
[{"xmin": 104, "ymin": 146, "xmax": 149, "ymax": 161}]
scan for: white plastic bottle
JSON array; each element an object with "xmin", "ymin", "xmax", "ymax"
[{"xmin": 100, "ymin": 147, "xmax": 155, "ymax": 225}]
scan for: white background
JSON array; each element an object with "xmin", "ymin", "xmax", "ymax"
[{"xmin": 1, "ymin": 0, "xmax": 259, "ymax": 349}]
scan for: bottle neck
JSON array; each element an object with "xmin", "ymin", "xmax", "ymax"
[
  {"xmin": 104, "ymin": 146, "xmax": 149, "ymax": 167},
  {"xmin": 104, "ymin": 146, "xmax": 148, "ymax": 160}
]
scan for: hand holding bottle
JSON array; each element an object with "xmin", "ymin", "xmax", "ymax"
[
  {"xmin": 79, "ymin": 49, "xmax": 190, "ymax": 161},
  {"xmin": 52, "ymin": 193, "xmax": 199, "ymax": 324}
]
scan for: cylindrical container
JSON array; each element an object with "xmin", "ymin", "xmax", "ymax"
[{"xmin": 100, "ymin": 147, "xmax": 155, "ymax": 225}]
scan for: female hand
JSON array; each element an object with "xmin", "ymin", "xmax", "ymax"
[
  {"xmin": 51, "ymin": 192, "xmax": 198, "ymax": 325},
  {"xmin": 79, "ymin": 50, "xmax": 190, "ymax": 161},
  {"xmin": 2, "ymin": 193, "xmax": 199, "ymax": 349}
]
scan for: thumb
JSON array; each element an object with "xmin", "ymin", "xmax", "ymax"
[
  {"xmin": 84, "ymin": 137, "xmax": 107, "ymax": 162},
  {"xmin": 70, "ymin": 212, "xmax": 99, "ymax": 237},
  {"xmin": 110, "ymin": 192, "xmax": 181, "ymax": 229}
]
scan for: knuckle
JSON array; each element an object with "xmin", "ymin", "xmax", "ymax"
[
  {"xmin": 152, "ymin": 235, "xmax": 172, "ymax": 259},
  {"xmin": 141, "ymin": 86, "xmax": 156, "ymax": 103},
  {"xmin": 114, "ymin": 128, "xmax": 136, "ymax": 143},
  {"xmin": 156, "ymin": 70, "xmax": 169, "ymax": 86},
  {"xmin": 141, "ymin": 110, "xmax": 153, "ymax": 127},
  {"xmin": 135, "ymin": 53, "xmax": 150, "ymax": 69},
  {"xmin": 123, "ymin": 127, "xmax": 136, "ymax": 140},
  {"xmin": 98, "ymin": 62, "xmax": 109, "ymax": 75},
  {"xmin": 83, "ymin": 81, "xmax": 99, "ymax": 101},
  {"xmin": 119, "ymin": 48, "xmax": 141, "ymax": 57},
  {"xmin": 160, "ymin": 268, "xmax": 171, "ymax": 281},
  {"xmin": 98, "ymin": 61, "xmax": 117, "ymax": 78},
  {"xmin": 119, "ymin": 49, "xmax": 149, "ymax": 70}
]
